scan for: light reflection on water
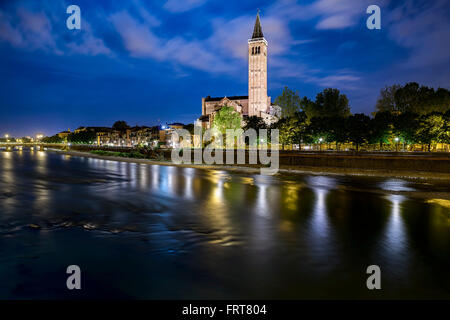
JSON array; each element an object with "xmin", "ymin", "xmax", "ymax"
[
  {"xmin": 384, "ymin": 194, "xmax": 407, "ymax": 256},
  {"xmin": 0, "ymin": 150, "xmax": 449, "ymax": 299}
]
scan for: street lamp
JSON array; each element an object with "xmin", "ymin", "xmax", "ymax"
[{"xmin": 394, "ymin": 137, "xmax": 399, "ymax": 152}]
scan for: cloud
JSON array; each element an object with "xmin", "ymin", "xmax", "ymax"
[
  {"xmin": 0, "ymin": 8, "xmax": 61, "ymax": 53},
  {"xmin": 0, "ymin": 5, "xmax": 111, "ymax": 57},
  {"xmin": 163, "ymin": 0, "xmax": 208, "ymax": 13},
  {"xmin": 271, "ymin": 0, "xmax": 389, "ymax": 30},
  {"xmin": 311, "ymin": 73, "xmax": 360, "ymax": 89},
  {"xmin": 0, "ymin": 12, "xmax": 24, "ymax": 47},
  {"xmin": 109, "ymin": 11, "xmax": 231, "ymax": 73},
  {"xmin": 109, "ymin": 11, "xmax": 163, "ymax": 59},
  {"xmin": 65, "ymin": 22, "xmax": 111, "ymax": 56},
  {"xmin": 385, "ymin": 0, "xmax": 450, "ymax": 69}
]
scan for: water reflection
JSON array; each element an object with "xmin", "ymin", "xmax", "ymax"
[
  {"xmin": 379, "ymin": 179, "xmax": 415, "ymax": 192},
  {"xmin": 310, "ymin": 188, "xmax": 330, "ymax": 238},
  {"xmin": 1, "ymin": 150, "xmax": 450, "ymax": 299},
  {"xmin": 384, "ymin": 195, "xmax": 407, "ymax": 254}
]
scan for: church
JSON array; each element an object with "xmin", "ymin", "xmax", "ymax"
[{"xmin": 197, "ymin": 12, "xmax": 279, "ymax": 129}]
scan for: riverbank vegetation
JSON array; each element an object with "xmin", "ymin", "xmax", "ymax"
[
  {"xmin": 251, "ymin": 83, "xmax": 450, "ymax": 152},
  {"xmin": 90, "ymin": 150, "xmax": 146, "ymax": 159}
]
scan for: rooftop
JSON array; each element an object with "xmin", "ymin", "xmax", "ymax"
[{"xmin": 204, "ymin": 95, "xmax": 248, "ymax": 102}]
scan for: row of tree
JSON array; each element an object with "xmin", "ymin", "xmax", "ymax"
[
  {"xmin": 42, "ymin": 121, "xmax": 128, "ymax": 144},
  {"xmin": 269, "ymin": 111, "xmax": 450, "ymax": 151},
  {"xmin": 240, "ymin": 83, "xmax": 450, "ymax": 151},
  {"xmin": 41, "ymin": 131, "xmax": 97, "ymax": 144}
]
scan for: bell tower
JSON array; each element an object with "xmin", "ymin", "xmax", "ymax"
[{"xmin": 248, "ymin": 11, "xmax": 268, "ymax": 117}]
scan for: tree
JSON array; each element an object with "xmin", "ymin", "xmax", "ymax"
[
  {"xmin": 112, "ymin": 121, "xmax": 130, "ymax": 131},
  {"xmin": 375, "ymin": 85, "xmax": 401, "ymax": 113},
  {"xmin": 393, "ymin": 82, "xmax": 421, "ymax": 114},
  {"xmin": 429, "ymin": 88, "xmax": 450, "ymax": 113},
  {"xmin": 442, "ymin": 111, "xmax": 450, "ymax": 148},
  {"xmin": 392, "ymin": 112, "xmax": 419, "ymax": 146},
  {"xmin": 183, "ymin": 123, "xmax": 195, "ymax": 135},
  {"xmin": 306, "ymin": 117, "xmax": 334, "ymax": 145},
  {"xmin": 212, "ymin": 106, "xmax": 242, "ymax": 134},
  {"xmin": 243, "ymin": 116, "xmax": 266, "ymax": 131},
  {"xmin": 41, "ymin": 135, "xmax": 63, "ymax": 143},
  {"xmin": 379, "ymin": 82, "xmax": 450, "ymax": 115},
  {"xmin": 415, "ymin": 113, "xmax": 445, "ymax": 151},
  {"xmin": 276, "ymin": 117, "xmax": 300, "ymax": 148},
  {"xmin": 274, "ymin": 86, "xmax": 302, "ymax": 118},
  {"xmin": 300, "ymin": 96, "xmax": 315, "ymax": 119},
  {"xmin": 327, "ymin": 116, "xmax": 349, "ymax": 150},
  {"xmin": 68, "ymin": 131, "xmax": 97, "ymax": 144},
  {"xmin": 369, "ymin": 111, "xmax": 393, "ymax": 150},
  {"xmin": 307, "ymin": 88, "xmax": 350, "ymax": 119},
  {"xmin": 347, "ymin": 114, "xmax": 371, "ymax": 151},
  {"xmin": 274, "ymin": 111, "xmax": 308, "ymax": 149}
]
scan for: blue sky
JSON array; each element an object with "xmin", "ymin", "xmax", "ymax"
[{"xmin": 0, "ymin": 0, "xmax": 449, "ymax": 137}]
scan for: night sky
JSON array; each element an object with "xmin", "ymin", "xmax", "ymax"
[{"xmin": 1, "ymin": 0, "xmax": 449, "ymax": 137}]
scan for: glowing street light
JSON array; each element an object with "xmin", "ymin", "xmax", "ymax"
[
  {"xmin": 318, "ymin": 137, "xmax": 324, "ymax": 151},
  {"xmin": 5, "ymin": 134, "xmax": 9, "ymax": 139}
]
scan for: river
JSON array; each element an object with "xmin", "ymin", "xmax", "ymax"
[{"xmin": 0, "ymin": 150, "xmax": 449, "ymax": 299}]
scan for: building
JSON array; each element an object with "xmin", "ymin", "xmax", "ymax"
[
  {"xmin": 198, "ymin": 12, "xmax": 279, "ymax": 129},
  {"xmin": 96, "ymin": 128, "xmax": 120, "ymax": 146},
  {"xmin": 159, "ymin": 123, "xmax": 185, "ymax": 148},
  {"xmin": 129, "ymin": 126, "xmax": 160, "ymax": 146},
  {"xmin": 57, "ymin": 129, "xmax": 71, "ymax": 139}
]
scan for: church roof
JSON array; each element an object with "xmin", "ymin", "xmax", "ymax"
[
  {"xmin": 204, "ymin": 95, "xmax": 248, "ymax": 102},
  {"xmin": 252, "ymin": 12, "xmax": 264, "ymax": 39}
]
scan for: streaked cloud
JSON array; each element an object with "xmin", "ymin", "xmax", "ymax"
[{"xmin": 163, "ymin": 0, "xmax": 208, "ymax": 13}]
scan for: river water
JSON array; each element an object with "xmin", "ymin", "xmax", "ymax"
[{"xmin": 0, "ymin": 150, "xmax": 449, "ymax": 299}]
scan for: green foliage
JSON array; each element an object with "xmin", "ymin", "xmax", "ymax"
[
  {"xmin": 393, "ymin": 112, "xmax": 419, "ymax": 144},
  {"xmin": 275, "ymin": 111, "xmax": 308, "ymax": 146},
  {"xmin": 274, "ymin": 86, "xmax": 302, "ymax": 118},
  {"xmin": 183, "ymin": 123, "xmax": 195, "ymax": 135},
  {"xmin": 244, "ymin": 116, "xmax": 266, "ymax": 131},
  {"xmin": 90, "ymin": 150, "xmax": 145, "ymax": 159},
  {"xmin": 347, "ymin": 114, "xmax": 371, "ymax": 151},
  {"xmin": 376, "ymin": 85, "xmax": 401, "ymax": 113},
  {"xmin": 441, "ymin": 111, "xmax": 450, "ymax": 144},
  {"xmin": 212, "ymin": 106, "xmax": 242, "ymax": 134},
  {"xmin": 305, "ymin": 116, "xmax": 350, "ymax": 148},
  {"xmin": 415, "ymin": 113, "xmax": 446, "ymax": 149},
  {"xmin": 112, "ymin": 121, "xmax": 130, "ymax": 131},
  {"xmin": 41, "ymin": 135, "xmax": 63, "ymax": 143},
  {"xmin": 68, "ymin": 131, "xmax": 97, "ymax": 144},
  {"xmin": 376, "ymin": 82, "xmax": 450, "ymax": 114},
  {"xmin": 306, "ymin": 88, "xmax": 350, "ymax": 119},
  {"xmin": 369, "ymin": 111, "xmax": 393, "ymax": 148}
]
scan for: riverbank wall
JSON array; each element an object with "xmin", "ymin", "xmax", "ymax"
[{"xmin": 64, "ymin": 145, "xmax": 450, "ymax": 175}]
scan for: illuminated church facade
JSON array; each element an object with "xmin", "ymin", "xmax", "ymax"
[{"xmin": 198, "ymin": 12, "xmax": 279, "ymax": 128}]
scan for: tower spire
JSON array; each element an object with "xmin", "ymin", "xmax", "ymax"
[{"xmin": 252, "ymin": 11, "xmax": 264, "ymax": 39}]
